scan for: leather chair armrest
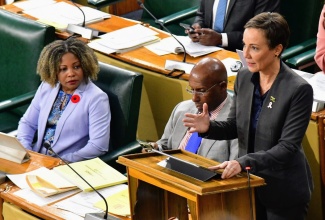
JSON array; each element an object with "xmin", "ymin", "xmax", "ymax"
[
  {"xmin": 285, "ymin": 48, "xmax": 316, "ymax": 68},
  {"xmin": 157, "ymin": 6, "xmax": 198, "ymax": 26},
  {"xmin": 281, "ymin": 38, "xmax": 316, "ymax": 61},
  {"xmin": 99, "ymin": 140, "xmax": 142, "ymax": 164},
  {"xmin": 0, "ymin": 91, "xmax": 35, "ymax": 113}
]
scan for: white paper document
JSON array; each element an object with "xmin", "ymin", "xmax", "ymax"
[
  {"xmin": 88, "ymin": 24, "xmax": 160, "ymax": 54},
  {"xmin": 13, "ymin": 0, "xmax": 56, "ymax": 11},
  {"xmin": 24, "ymin": 2, "xmax": 110, "ymax": 31},
  {"xmin": 53, "ymin": 184, "xmax": 128, "ymax": 217},
  {"xmin": 7, "ymin": 167, "xmax": 81, "ymax": 205},
  {"xmin": 306, "ymin": 72, "xmax": 325, "ymax": 103},
  {"xmin": 146, "ymin": 36, "xmax": 223, "ymax": 57},
  {"xmin": 13, "ymin": 188, "xmax": 80, "ymax": 206}
]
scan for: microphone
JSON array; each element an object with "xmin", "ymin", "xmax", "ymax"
[
  {"xmin": 67, "ymin": 0, "xmax": 101, "ymax": 39},
  {"xmin": 136, "ymin": 0, "xmax": 195, "ymax": 75},
  {"xmin": 245, "ymin": 161, "xmax": 253, "ymax": 220},
  {"xmin": 43, "ymin": 142, "xmax": 120, "ymax": 220}
]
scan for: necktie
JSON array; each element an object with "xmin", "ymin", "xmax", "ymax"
[
  {"xmin": 214, "ymin": 0, "xmax": 228, "ymax": 32},
  {"xmin": 185, "ymin": 132, "xmax": 202, "ymax": 154}
]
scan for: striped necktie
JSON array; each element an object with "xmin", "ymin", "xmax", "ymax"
[{"xmin": 214, "ymin": 0, "xmax": 228, "ymax": 32}]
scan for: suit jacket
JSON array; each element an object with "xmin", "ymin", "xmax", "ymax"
[
  {"xmin": 315, "ymin": 4, "xmax": 325, "ymax": 71},
  {"xmin": 202, "ymin": 62, "xmax": 314, "ymax": 209},
  {"xmin": 157, "ymin": 94, "xmax": 238, "ymax": 162},
  {"xmin": 17, "ymin": 81, "xmax": 110, "ymax": 162},
  {"xmin": 194, "ymin": 0, "xmax": 280, "ymax": 51}
]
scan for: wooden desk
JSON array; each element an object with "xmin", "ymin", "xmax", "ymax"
[
  {"xmin": 0, "ymin": 152, "xmax": 128, "ymax": 220},
  {"xmin": 303, "ymin": 109, "xmax": 325, "ymax": 220},
  {"xmin": 118, "ymin": 150, "xmax": 265, "ymax": 220}
]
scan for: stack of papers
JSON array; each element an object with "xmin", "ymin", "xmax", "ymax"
[
  {"xmin": 305, "ymin": 72, "xmax": 325, "ymax": 103},
  {"xmin": 88, "ymin": 24, "xmax": 160, "ymax": 54},
  {"xmin": 6, "ymin": 157, "xmax": 127, "ymax": 205},
  {"xmin": 54, "ymin": 184, "xmax": 129, "ymax": 218},
  {"xmin": 146, "ymin": 36, "xmax": 223, "ymax": 57},
  {"xmin": 23, "ymin": 1, "xmax": 110, "ymax": 31},
  {"xmin": 53, "ymin": 157, "xmax": 127, "ymax": 192}
]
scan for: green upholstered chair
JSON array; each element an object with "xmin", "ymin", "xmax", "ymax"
[
  {"xmin": 94, "ymin": 62, "xmax": 143, "ymax": 173},
  {"xmin": 0, "ymin": 9, "xmax": 56, "ymax": 133},
  {"xmin": 280, "ymin": 0, "xmax": 323, "ymax": 71},
  {"xmin": 139, "ymin": 0, "xmax": 199, "ymax": 36}
]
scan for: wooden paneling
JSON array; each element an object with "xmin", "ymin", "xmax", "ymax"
[{"xmin": 109, "ymin": 0, "xmax": 141, "ymax": 15}]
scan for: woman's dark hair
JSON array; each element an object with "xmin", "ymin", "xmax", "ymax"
[
  {"xmin": 37, "ymin": 37, "xmax": 99, "ymax": 87},
  {"xmin": 244, "ymin": 12, "xmax": 290, "ymax": 55}
]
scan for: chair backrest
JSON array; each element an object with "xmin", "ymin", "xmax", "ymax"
[
  {"xmin": 141, "ymin": 0, "xmax": 198, "ymax": 35},
  {"xmin": 0, "ymin": 9, "xmax": 56, "ymax": 101},
  {"xmin": 280, "ymin": 0, "xmax": 323, "ymax": 47},
  {"xmin": 0, "ymin": 9, "xmax": 55, "ymax": 133},
  {"xmin": 94, "ymin": 62, "xmax": 143, "ymax": 152}
]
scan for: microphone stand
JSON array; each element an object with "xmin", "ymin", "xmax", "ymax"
[
  {"xmin": 43, "ymin": 142, "xmax": 120, "ymax": 220},
  {"xmin": 137, "ymin": 0, "xmax": 194, "ymax": 76},
  {"xmin": 245, "ymin": 163, "xmax": 253, "ymax": 220},
  {"xmin": 67, "ymin": 0, "xmax": 101, "ymax": 39}
]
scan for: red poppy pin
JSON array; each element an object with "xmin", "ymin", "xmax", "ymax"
[{"xmin": 71, "ymin": 94, "xmax": 80, "ymax": 103}]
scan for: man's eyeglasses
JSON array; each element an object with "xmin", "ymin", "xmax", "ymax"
[{"xmin": 186, "ymin": 81, "xmax": 225, "ymax": 96}]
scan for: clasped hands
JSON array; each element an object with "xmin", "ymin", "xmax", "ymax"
[
  {"xmin": 183, "ymin": 103, "xmax": 241, "ymax": 179},
  {"xmin": 186, "ymin": 24, "xmax": 222, "ymax": 46}
]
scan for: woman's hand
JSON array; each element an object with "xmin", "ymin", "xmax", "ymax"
[
  {"xmin": 209, "ymin": 160, "xmax": 242, "ymax": 179},
  {"xmin": 183, "ymin": 103, "xmax": 210, "ymax": 133}
]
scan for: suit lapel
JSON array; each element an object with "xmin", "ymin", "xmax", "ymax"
[{"xmin": 225, "ymin": 0, "xmax": 236, "ymax": 26}]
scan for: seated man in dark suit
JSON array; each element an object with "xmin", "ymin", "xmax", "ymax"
[
  {"xmin": 188, "ymin": 0, "xmax": 280, "ymax": 51},
  {"xmin": 143, "ymin": 57, "xmax": 238, "ymax": 162}
]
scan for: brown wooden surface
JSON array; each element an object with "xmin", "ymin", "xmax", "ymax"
[
  {"xmin": 0, "ymin": 151, "xmax": 60, "ymax": 174},
  {"xmin": 110, "ymin": 0, "xmax": 141, "ymax": 15},
  {"xmin": 118, "ymin": 150, "xmax": 264, "ymax": 219}
]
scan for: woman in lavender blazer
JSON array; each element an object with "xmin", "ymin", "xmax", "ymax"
[{"xmin": 17, "ymin": 38, "xmax": 110, "ymax": 162}]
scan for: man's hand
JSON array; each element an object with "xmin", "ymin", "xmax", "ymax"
[
  {"xmin": 140, "ymin": 142, "xmax": 158, "ymax": 153},
  {"xmin": 209, "ymin": 160, "xmax": 242, "ymax": 179},
  {"xmin": 183, "ymin": 103, "xmax": 210, "ymax": 133},
  {"xmin": 187, "ymin": 23, "xmax": 202, "ymax": 42},
  {"xmin": 195, "ymin": 28, "xmax": 222, "ymax": 46}
]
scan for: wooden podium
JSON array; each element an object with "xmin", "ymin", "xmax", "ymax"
[{"xmin": 117, "ymin": 150, "xmax": 265, "ymax": 220}]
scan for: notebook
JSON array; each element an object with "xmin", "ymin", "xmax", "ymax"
[{"xmin": 0, "ymin": 132, "xmax": 30, "ymax": 164}]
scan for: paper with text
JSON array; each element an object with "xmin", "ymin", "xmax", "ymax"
[{"xmin": 53, "ymin": 157, "xmax": 127, "ymax": 191}]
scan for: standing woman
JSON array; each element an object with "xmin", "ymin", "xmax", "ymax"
[
  {"xmin": 17, "ymin": 38, "xmax": 110, "ymax": 163},
  {"xmin": 183, "ymin": 12, "xmax": 313, "ymax": 219}
]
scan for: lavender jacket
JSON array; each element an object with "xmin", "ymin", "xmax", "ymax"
[{"xmin": 17, "ymin": 81, "xmax": 110, "ymax": 162}]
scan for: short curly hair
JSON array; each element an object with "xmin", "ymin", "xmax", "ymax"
[{"xmin": 37, "ymin": 37, "xmax": 99, "ymax": 87}]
